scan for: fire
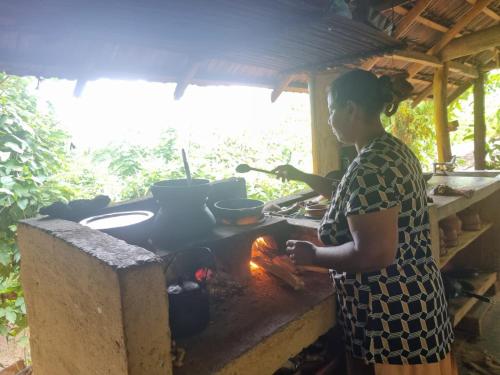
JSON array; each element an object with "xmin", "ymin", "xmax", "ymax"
[{"xmin": 249, "ymin": 261, "xmax": 260, "ymax": 270}]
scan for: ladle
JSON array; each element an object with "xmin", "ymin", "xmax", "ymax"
[
  {"xmin": 236, "ymin": 163, "xmax": 276, "ymax": 176},
  {"xmin": 182, "ymin": 148, "xmax": 192, "ymax": 186}
]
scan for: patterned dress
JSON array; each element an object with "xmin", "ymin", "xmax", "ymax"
[{"xmin": 319, "ymin": 132, "xmax": 453, "ymax": 365}]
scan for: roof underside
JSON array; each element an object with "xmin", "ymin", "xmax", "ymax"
[
  {"xmin": 0, "ymin": 0, "xmax": 401, "ymax": 91},
  {"xmin": 1, "ymin": 1, "xmax": 499, "ymax": 102}
]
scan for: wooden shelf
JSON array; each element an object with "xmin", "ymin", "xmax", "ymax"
[
  {"xmin": 440, "ymin": 222, "xmax": 493, "ymax": 269},
  {"xmin": 448, "ymin": 272, "xmax": 497, "ymax": 327}
]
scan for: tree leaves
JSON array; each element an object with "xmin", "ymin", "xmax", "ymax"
[{"xmin": 0, "ymin": 72, "xmax": 74, "ymax": 338}]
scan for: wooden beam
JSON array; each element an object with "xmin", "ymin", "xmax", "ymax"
[
  {"xmin": 448, "ymin": 61, "xmax": 479, "ymax": 79},
  {"xmin": 390, "ymin": 49, "xmax": 442, "ymax": 67},
  {"xmin": 412, "ymin": 84, "xmax": 433, "ymax": 107},
  {"xmin": 429, "ymin": 0, "xmax": 494, "ymax": 56},
  {"xmin": 388, "ymin": 49, "xmax": 478, "ymax": 78},
  {"xmin": 174, "ymin": 62, "xmax": 200, "ymax": 100},
  {"xmin": 440, "ymin": 24, "xmax": 500, "ymax": 61},
  {"xmin": 73, "ymin": 78, "xmax": 87, "ymax": 97},
  {"xmin": 481, "ymin": 60, "xmax": 500, "ymax": 71},
  {"xmin": 465, "ymin": 0, "xmax": 500, "ymax": 21},
  {"xmin": 393, "ymin": 6, "xmax": 450, "ymax": 33},
  {"xmin": 407, "ymin": 0, "xmax": 494, "ymax": 78},
  {"xmin": 360, "ymin": 0, "xmax": 433, "ymax": 72},
  {"xmin": 473, "ymin": 71, "xmax": 486, "ymax": 170},
  {"xmin": 309, "ymin": 73, "xmax": 341, "ymax": 175},
  {"xmin": 447, "ymin": 82, "xmax": 473, "ymax": 105},
  {"xmin": 433, "ymin": 64, "xmax": 452, "ymax": 163},
  {"xmin": 393, "ymin": 0, "xmax": 434, "ymax": 37},
  {"xmin": 271, "ymin": 74, "xmax": 295, "ymax": 103}
]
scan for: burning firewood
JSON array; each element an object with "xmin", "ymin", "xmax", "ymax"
[{"xmin": 252, "ymin": 255, "xmax": 305, "ymax": 290}]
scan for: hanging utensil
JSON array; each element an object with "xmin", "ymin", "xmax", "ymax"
[
  {"xmin": 181, "ymin": 148, "xmax": 192, "ymax": 186},
  {"xmin": 236, "ymin": 163, "xmax": 276, "ymax": 176}
]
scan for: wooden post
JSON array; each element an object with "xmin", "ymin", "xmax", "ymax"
[
  {"xmin": 308, "ymin": 72, "xmax": 341, "ymax": 175},
  {"xmin": 433, "ymin": 65, "xmax": 452, "ymax": 163},
  {"xmin": 474, "ymin": 71, "xmax": 486, "ymax": 170}
]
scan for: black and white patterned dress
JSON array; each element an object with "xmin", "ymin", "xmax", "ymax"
[{"xmin": 319, "ymin": 132, "xmax": 453, "ymax": 365}]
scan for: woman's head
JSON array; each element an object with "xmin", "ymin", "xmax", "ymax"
[{"xmin": 327, "ymin": 69, "xmax": 413, "ymax": 144}]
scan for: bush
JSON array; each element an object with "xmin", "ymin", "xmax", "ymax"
[{"xmin": 0, "ymin": 73, "xmax": 74, "ymax": 337}]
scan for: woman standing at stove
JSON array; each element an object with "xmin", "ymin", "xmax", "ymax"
[{"xmin": 286, "ymin": 70, "xmax": 456, "ymax": 375}]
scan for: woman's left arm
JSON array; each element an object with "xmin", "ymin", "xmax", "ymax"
[{"xmin": 287, "ymin": 206, "xmax": 399, "ymax": 273}]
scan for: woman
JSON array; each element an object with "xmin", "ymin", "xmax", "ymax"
[{"xmin": 286, "ymin": 70, "xmax": 456, "ymax": 375}]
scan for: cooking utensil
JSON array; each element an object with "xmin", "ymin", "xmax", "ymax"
[
  {"xmin": 236, "ymin": 163, "xmax": 276, "ymax": 176},
  {"xmin": 165, "ymin": 247, "xmax": 215, "ymax": 339},
  {"xmin": 79, "ymin": 210, "xmax": 154, "ymax": 247},
  {"xmin": 181, "ymin": 148, "xmax": 192, "ymax": 186},
  {"xmin": 443, "ymin": 275, "xmax": 491, "ymax": 303},
  {"xmin": 213, "ymin": 198, "xmax": 265, "ymax": 225}
]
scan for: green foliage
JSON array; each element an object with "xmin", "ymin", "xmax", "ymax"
[
  {"xmin": 448, "ymin": 71, "xmax": 500, "ymax": 169},
  {"xmin": 0, "ymin": 73, "xmax": 74, "ymax": 338},
  {"xmin": 382, "ymin": 101, "xmax": 437, "ymax": 171}
]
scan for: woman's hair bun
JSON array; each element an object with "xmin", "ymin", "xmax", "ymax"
[{"xmin": 378, "ymin": 74, "xmax": 414, "ymax": 117}]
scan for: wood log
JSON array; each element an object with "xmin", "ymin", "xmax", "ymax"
[
  {"xmin": 309, "ymin": 72, "xmax": 341, "ymax": 175},
  {"xmin": 252, "ymin": 256, "xmax": 305, "ymax": 290},
  {"xmin": 474, "ymin": 71, "xmax": 486, "ymax": 170},
  {"xmin": 440, "ymin": 24, "xmax": 500, "ymax": 61},
  {"xmin": 433, "ymin": 65, "xmax": 452, "ymax": 163}
]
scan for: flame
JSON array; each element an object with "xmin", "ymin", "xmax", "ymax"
[{"xmin": 249, "ymin": 261, "xmax": 260, "ymax": 270}]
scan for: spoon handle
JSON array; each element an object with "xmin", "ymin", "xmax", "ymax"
[
  {"xmin": 249, "ymin": 166, "xmax": 276, "ymax": 175},
  {"xmin": 181, "ymin": 149, "xmax": 192, "ymax": 185}
]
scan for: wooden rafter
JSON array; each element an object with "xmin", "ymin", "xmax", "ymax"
[
  {"xmin": 271, "ymin": 74, "xmax": 296, "ymax": 102},
  {"xmin": 387, "ymin": 49, "xmax": 479, "ymax": 78},
  {"xmin": 465, "ymin": 0, "xmax": 500, "ymax": 21},
  {"xmin": 173, "ymin": 62, "xmax": 200, "ymax": 100},
  {"xmin": 393, "ymin": 6, "xmax": 451, "ymax": 33},
  {"xmin": 407, "ymin": 0, "xmax": 494, "ymax": 78},
  {"xmin": 361, "ymin": 0, "xmax": 433, "ymax": 71},
  {"xmin": 447, "ymin": 82, "xmax": 473, "ymax": 105},
  {"xmin": 440, "ymin": 24, "xmax": 500, "ymax": 61},
  {"xmin": 412, "ymin": 84, "xmax": 433, "ymax": 107}
]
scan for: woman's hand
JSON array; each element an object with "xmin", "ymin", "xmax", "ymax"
[
  {"xmin": 286, "ymin": 240, "xmax": 317, "ymax": 266},
  {"xmin": 272, "ymin": 165, "xmax": 304, "ymax": 182}
]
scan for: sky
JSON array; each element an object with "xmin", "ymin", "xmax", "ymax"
[{"xmin": 32, "ymin": 79, "xmax": 311, "ymax": 151}]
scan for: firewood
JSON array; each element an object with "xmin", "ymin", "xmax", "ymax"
[
  {"xmin": 0, "ymin": 360, "xmax": 25, "ymax": 375},
  {"xmin": 252, "ymin": 256, "xmax": 305, "ymax": 290},
  {"xmin": 296, "ymin": 265, "xmax": 330, "ymax": 274}
]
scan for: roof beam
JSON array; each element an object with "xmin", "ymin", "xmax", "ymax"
[
  {"xmin": 393, "ymin": 0, "xmax": 434, "ymax": 37},
  {"xmin": 360, "ymin": 0, "xmax": 433, "ymax": 71},
  {"xmin": 447, "ymin": 82, "xmax": 473, "ymax": 105},
  {"xmin": 393, "ymin": 6, "xmax": 450, "ymax": 33},
  {"xmin": 407, "ymin": 0, "xmax": 494, "ymax": 78},
  {"xmin": 464, "ymin": 0, "xmax": 500, "ymax": 21},
  {"xmin": 428, "ymin": 0, "xmax": 494, "ymax": 56},
  {"xmin": 271, "ymin": 74, "xmax": 295, "ymax": 102},
  {"xmin": 388, "ymin": 49, "xmax": 479, "ymax": 78},
  {"xmin": 440, "ymin": 24, "xmax": 500, "ymax": 61},
  {"xmin": 412, "ymin": 84, "xmax": 433, "ymax": 107},
  {"xmin": 173, "ymin": 62, "xmax": 200, "ymax": 100}
]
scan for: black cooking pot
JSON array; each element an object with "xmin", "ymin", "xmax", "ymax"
[
  {"xmin": 213, "ymin": 198, "xmax": 265, "ymax": 225},
  {"xmin": 79, "ymin": 210, "xmax": 154, "ymax": 247},
  {"xmin": 165, "ymin": 247, "xmax": 215, "ymax": 339},
  {"xmin": 150, "ymin": 179, "xmax": 216, "ymax": 249}
]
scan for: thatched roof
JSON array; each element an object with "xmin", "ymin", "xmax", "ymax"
[{"xmin": 1, "ymin": 1, "xmax": 499, "ymax": 102}]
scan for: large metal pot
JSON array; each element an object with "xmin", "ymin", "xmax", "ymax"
[{"xmin": 212, "ymin": 198, "xmax": 264, "ymax": 225}]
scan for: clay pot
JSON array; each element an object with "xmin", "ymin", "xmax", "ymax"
[
  {"xmin": 443, "ymin": 228, "xmax": 458, "ymax": 247},
  {"xmin": 459, "ymin": 208, "xmax": 481, "ymax": 231},
  {"xmin": 440, "ymin": 214, "xmax": 462, "ymax": 235},
  {"xmin": 150, "ymin": 179, "xmax": 216, "ymax": 249}
]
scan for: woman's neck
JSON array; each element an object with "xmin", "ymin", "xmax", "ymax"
[{"xmin": 355, "ymin": 120, "xmax": 385, "ymax": 153}]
